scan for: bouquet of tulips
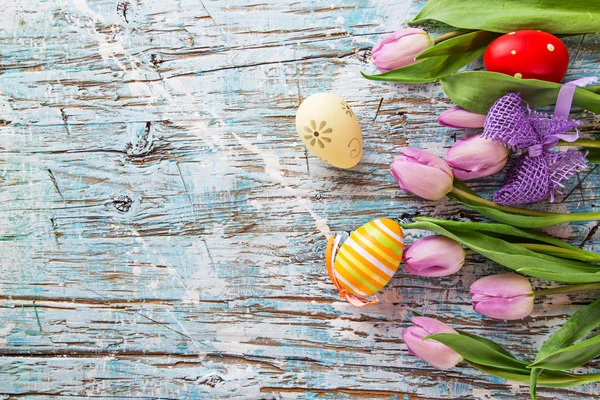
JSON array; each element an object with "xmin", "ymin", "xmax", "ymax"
[
  {"xmin": 344, "ymin": 1, "xmax": 600, "ymax": 398},
  {"xmin": 363, "ymin": 0, "xmax": 600, "ymax": 113}
]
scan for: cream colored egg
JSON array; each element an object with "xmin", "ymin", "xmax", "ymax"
[{"xmin": 295, "ymin": 93, "xmax": 362, "ymax": 169}]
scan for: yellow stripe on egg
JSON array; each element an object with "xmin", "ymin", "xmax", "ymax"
[
  {"xmin": 334, "ymin": 218, "xmax": 405, "ymax": 296},
  {"xmin": 353, "ymin": 230, "xmax": 398, "ymax": 268}
]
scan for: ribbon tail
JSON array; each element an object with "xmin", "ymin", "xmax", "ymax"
[
  {"xmin": 344, "ymin": 293, "xmax": 380, "ymax": 307},
  {"xmin": 326, "ymin": 235, "xmax": 379, "ymax": 307},
  {"xmin": 325, "ymin": 236, "xmax": 337, "ymax": 285},
  {"xmin": 554, "ymin": 77, "xmax": 598, "ymax": 120},
  {"xmin": 541, "ymin": 132, "xmax": 581, "ymax": 151}
]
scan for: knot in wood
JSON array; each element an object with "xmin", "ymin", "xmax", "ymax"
[
  {"xmin": 112, "ymin": 195, "xmax": 133, "ymax": 213},
  {"xmin": 127, "ymin": 122, "xmax": 154, "ymax": 157},
  {"xmin": 199, "ymin": 374, "xmax": 224, "ymax": 387}
]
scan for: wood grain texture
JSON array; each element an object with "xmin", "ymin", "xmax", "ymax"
[{"xmin": 1, "ymin": 0, "xmax": 600, "ymax": 398}]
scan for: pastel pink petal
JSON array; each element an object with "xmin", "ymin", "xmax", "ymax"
[
  {"xmin": 470, "ymin": 273, "xmax": 533, "ymax": 298},
  {"xmin": 403, "ymin": 326, "xmax": 462, "ymax": 369},
  {"xmin": 400, "ymin": 147, "xmax": 453, "ymax": 176},
  {"xmin": 474, "ymin": 296, "xmax": 534, "ymax": 320},
  {"xmin": 438, "ymin": 106, "xmax": 487, "ymax": 128},
  {"xmin": 372, "ymin": 28, "xmax": 433, "ymax": 72},
  {"xmin": 446, "ymin": 136, "xmax": 509, "ymax": 168},
  {"xmin": 404, "ymin": 237, "xmax": 464, "ymax": 276},
  {"xmin": 405, "ymin": 263, "xmax": 463, "ymax": 277},
  {"xmin": 406, "ymin": 235, "xmax": 462, "ymax": 257},
  {"xmin": 372, "ymin": 28, "xmax": 426, "ymax": 53},
  {"xmin": 445, "ymin": 135, "xmax": 509, "ymax": 181},
  {"xmin": 452, "ymin": 161, "xmax": 507, "ymax": 180},
  {"xmin": 391, "ymin": 159, "xmax": 453, "ymax": 200},
  {"xmin": 412, "ymin": 316, "xmax": 458, "ymax": 334}
]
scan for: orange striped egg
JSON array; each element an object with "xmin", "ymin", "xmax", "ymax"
[{"xmin": 333, "ymin": 218, "xmax": 404, "ymax": 296}]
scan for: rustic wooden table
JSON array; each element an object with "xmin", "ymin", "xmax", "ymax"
[{"xmin": 1, "ymin": 0, "xmax": 600, "ymax": 398}]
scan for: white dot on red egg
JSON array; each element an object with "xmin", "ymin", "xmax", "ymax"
[
  {"xmin": 514, "ymin": 73, "xmax": 522, "ymax": 79},
  {"xmin": 511, "ymin": 50, "xmax": 516, "ymax": 55},
  {"xmin": 508, "ymin": 32, "xmax": 515, "ymax": 35},
  {"xmin": 547, "ymin": 44, "xmax": 555, "ymax": 51}
]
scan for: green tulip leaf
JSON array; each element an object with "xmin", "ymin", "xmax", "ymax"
[
  {"xmin": 455, "ymin": 330, "xmax": 519, "ymax": 360},
  {"xmin": 401, "ymin": 220, "xmax": 600, "ymax": 283},
  {"xmin": 409, "ymin": 219, "xmax": 600, "ymax": 273},
  {"xmin": 425, "ymin": 333, "xmax": 528, "ymax": 369},
  {"xmin": 448, "ymin": 180, "xmax": 600, "ymax": 228},
  {"xmin": 416, "ymin": 216, "xmax": 600, "ymax": 263},
  {"xmin": 440, "ymin": 71, "xmax": 600, "ymax": 114},
  {"xmin": 514, "ymin": 244, "xmax": 600, "ymax": 263},
  {"xmin": 415, "ymin": 30, "xmax": 500, "ymax": 59},
  {"xmin": 530, "ymin": 368, "xmax": 544, "ymax": 400},
  {"xmin": 468, "ymin": 360, "xmax": 600, "ymax": 389},
  {"xmin": 451, "ymin": 194, "xmax": 599, "ymax": 229},
  {"xmin": 516, "ymin": 268, "xmax": 600, "ymax": 284},
  {"xmin": 531, "ymin": 334, "xmax": 600, "ymax": 371},
  {"xmin": 408, "ymin": 0, "xmax": 600, "ymax": 34},
  {"xmin": 530, "ymin": 299, "xmax": 600, "ymax": 398},
  {"xmin": 427, "ymin": 328, "xmax": 600, "ymax": 394},
  {"xmin": 537, "ymin": 298, "xmax": 600, "ymax": 362},
  {"xmin": 447, "ymin": 192, "xmax": 571, "ymax": 228},
  {"xmin": 361, "ymin": 47, "xmax": 485, "ymax": 84},
  {"xmin": 585, "ymin": 148, "xmax": 600, "ymax": 165}
]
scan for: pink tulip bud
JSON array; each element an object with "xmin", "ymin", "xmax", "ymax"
[
  {"xmin": 390, "ymin": 148, "xmax": 454, "ymax": 201},
  {"xmin": 402, "ymin": 316, "xmax": 463, "ymax": 369},
  {"xmin": 404, "ymin": 235, "xmax": 465, "ymax": 277},
  {"xmin": 470, "ymin": 274, "xmax": 534, "ymax": 320},
  {"xmin": 372, "ymin": 28, "xmax": 434, "ymax": 72},
  {"xmin": 445, "ymin": 134, "xmax": 510, "ymax": 180},
  {"xmin": 438, "ymin": 106, "xmax": 487, "ymax": 128}
]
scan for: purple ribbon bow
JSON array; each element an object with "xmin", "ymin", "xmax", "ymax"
[{"xmin": 481, "ymin": 77, "xmax": 597, "ymax": 205}]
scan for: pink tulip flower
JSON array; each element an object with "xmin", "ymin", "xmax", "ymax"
[
  {"xmin": 390, "ymin": 148, "xmax": 454, "ymax": 201},
  {"xmin": 404, "ymin": 235, "xmax": 465, "ymax": 277},
  {"xmin": 402, "ymin": 316, "xmax": 463, "ymax": 369},
  {"xmin": 438, "ymin": 106, "xmax": 487, "ymax": 128},
  {"xmin": 445, "ymin": 134, "xmax": 510, "ymax": 180},
  {"xmin": 372, "ymin": 28, "xmax": 434, "ymax": 72},
  {"xmin": 470, "ymin": 274, "xmax": 535, "ymax": 320},
  {"xmin": 446, "ymin": 135, "xmax": 510, "ymax": 180}
]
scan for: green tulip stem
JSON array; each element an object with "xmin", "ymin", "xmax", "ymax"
[
  {"xmin": 534, "ymin": 283, "xmax": 600, "ymax": 297},
  {"xmin": 464, "ymin": 360, "xmax": 600, "ymax": 386},
  {"xmin": 433, "ymin": 29, "xmax": 472, "ymax": 44},
  {"xmin": 449, "ymin": 185, "xmax": 600, "ymax": 222},
  {"xmin": 513, "ymin": 243, "xmax": 600, "ymax": 263},
  {"xmin": 557, "ymin": 139, "xmax": 600, "ymax": 149},
  {"xmin": 449, "ymin": 186, "xmax": 556, "ymax": 217}
]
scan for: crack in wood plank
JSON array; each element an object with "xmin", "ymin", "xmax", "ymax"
[
  {"xmin": 47, "ymin": 169, "xmax": 63, "ymax": 199},
  {"xmin": 580, "ymin": 221, "xmax": 600, "ymax": 249},
  {"xmin": 560, "ymin": 165, "xmax": 598, "ymax": 203},
  {"xmin": 32, "ymin": 301, "xmax": 44, "ymax": 334}
]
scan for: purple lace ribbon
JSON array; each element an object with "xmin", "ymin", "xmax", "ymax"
[
  {"xmin": 528, "ymin": 77, "xmax": 598, "ymax": 157},
  {"xmin": 481, "ymin": 77, "xmax": 597, "ymax": 205}
]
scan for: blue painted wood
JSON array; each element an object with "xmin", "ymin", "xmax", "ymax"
[{"xmin": 0, "ymin": 0, "xmax": 600, "ymax": 398}]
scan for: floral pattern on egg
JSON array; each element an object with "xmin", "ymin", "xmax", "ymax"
[
  {"xmin": 340, "ymin": 101, "xmax": 355, "ymax": 118},
  {"xmin": 303, "ymin": 120, "xmax": 332, "ymax": 149},
  {"xmin": 295, "ymin": 93, "xmax": 363, "ymax": 169}
]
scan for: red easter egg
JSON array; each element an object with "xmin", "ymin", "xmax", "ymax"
[{"xmin": 483, "ymin": 30, "xmax": 569, "ymax": 83}]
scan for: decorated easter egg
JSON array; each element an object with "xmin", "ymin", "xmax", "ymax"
[
  {"xmin": 484, "ymin": 30, "xmax": 568, "ymax": 83},
  {"xmin": 295, "ymin": 93, "xmax": 363, "ymax": 169},
  {"xmin": 334, "ymin": 218, "xmax": 404, "ymax": 296}
]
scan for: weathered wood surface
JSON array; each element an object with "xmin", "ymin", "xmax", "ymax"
[{"xmin": 1, "ymin": 0, "xmax": 600, "ymax": 398}]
